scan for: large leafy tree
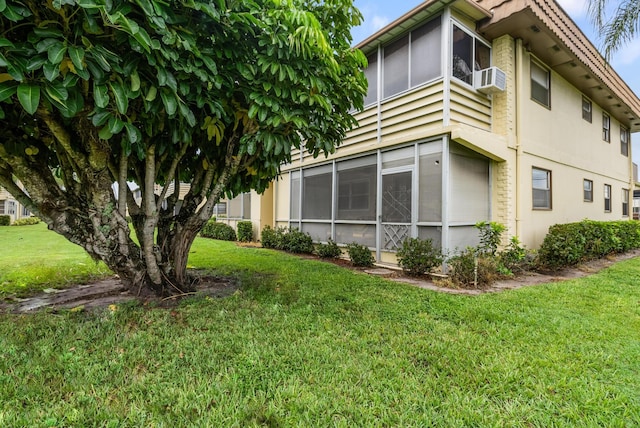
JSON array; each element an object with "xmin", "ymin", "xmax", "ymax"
[
  {"xmin": 589, "ymin": 0, "xmax": 640, "ymax": 59},
  {"xmin": 0, "ymin": 0, "xmax": 366, "ymax": 296}
]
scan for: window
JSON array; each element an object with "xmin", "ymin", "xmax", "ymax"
[
  {"xmin": 363, "ymin": 17, "xmax": 441, "ymax": 103},
  {"xmin": 228, "ymin": 196, "xmax": 242, "ymax": 218},
  {"xmin": 531, "ymin": 60, "xmax": 550, "ymax": 107},
  {"xmin": 621, "ymin": 126, "xmax": 629, "ymax": 156},
  {"xmin": 451, "ymin": 24, "xmax": 490, "ymax": 86},
  {"xmin": 452, "ymin": 26, "xmax": 473, "ymax": 85},
  {"xmin": 302, "ymin": 165, "xmax": 332, "ymax": 220},
  {"xmin": 383, "ymin": 35, "xmax": 409, "ymax": 98},
  {"xmin": 22, "ymin": 206, "xmax": 30, "ymax": 217},
  {"xmin": 213, "ymin": 202, "xmax": 226, "ymax": 216},
  {"xmin": 622, "ymin": 188, "xmax": 629, "ymax": 216},
  {"xmin": 582, "ymin": 97, "xmax": 592, "ymax": 122},
  {"xmin": 411, "ymin": 18, "xmax": 442, "ymax": 86},
  {"xmin": 337, "ymin": 156, "xmax": 377, "ymax": 221},
  {"xmin": 0, "ymin": 200, "xmax": 4, "ymax": 215},
  {"xmin": 532, "ymin": 167, "xmax": 551, "ymax": 209},
  {"xmin": 290, "ymin": 170, "xmax": 300, "ymax": 220},
  {"xmin": 583, "ymin": 179, "xmax": 593, "ymax": 202},
  {"xmin": 243, "ymin": 193, "xmax": 251, "ymax": 219},
  {"xmin": 602, "ymin": 113, "xmax": 610, "ymax": 142},
  {"xmin": 6, "ymin": 201, "xmax": 15, "ymax": 215},
  {"xmin": 604, "ymin": 184, "xmax": 611, "ymax": 212},
  {"xmin": 363, "ymin": 53, "xmax": 378, "ymax": 106}
]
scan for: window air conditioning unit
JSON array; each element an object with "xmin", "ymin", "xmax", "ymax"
[{"xmin": 474, "ymin": 66, "xmax": 506, "ymax": 94}]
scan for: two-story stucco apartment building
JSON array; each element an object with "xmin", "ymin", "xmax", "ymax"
[{"xmin": 235, "ymin": 0, "xmax": 636, "ymax": 264}]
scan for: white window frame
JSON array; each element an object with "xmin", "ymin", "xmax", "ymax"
[
  {"xmin": 583, "ymin": 179, "xmax": 593, "ymax": 202},
  {"xmin": 582, "ymin": 97, "xmax": 592, "ymax": 122},
  {"xmin": 531, "ymin": 60, "xmax": 550, "ymax": 108},
  {"xmin": 532, "ymin": 167, "xmax": 552, "ymax": 210},
  {"xmin": 621, "ymin": 126, "xmax": 629, "ymax": 157},
  {"xmin": 622, "ymin": 188, "xmax": 629, "ymax": 217},
  {"xmin": 451, "ymin": 22, "xmax": 491, "ymax": 88},
  {"xmin": 603, "ymin": 113, "xmax": 611, "ymax": 142}
]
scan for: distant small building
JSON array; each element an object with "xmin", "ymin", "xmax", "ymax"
[{"xmin": 0, "ymin": 184, "xmax": 32, "ymax": 224}]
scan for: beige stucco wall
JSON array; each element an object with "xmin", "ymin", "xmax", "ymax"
[
  {"xmin": 514, "ymin": 46, "xmax": 632, "ymax": 247},
  {"xmin": 254, "ymin": 185, "xmax": 273, "ymax": 240}
]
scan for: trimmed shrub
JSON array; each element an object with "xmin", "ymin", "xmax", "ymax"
[
  {"xmin": 200, "ymin": 220, "xmax": 237, "ymax": 241},
  {"xmin": 316, "ymin": 239, "xmax": 342, "ymax": 259},
  {"xmin": 282, "ymin": 228, "xmax": 314, "ymax": 254},
  {"xmin": 346, "ymin": 242, "xmax": 374, "ymax": 267},
  {"xmin": 11, "ymin": 217, "xmax": 40, "ymax": 226},
  {"xmin": 448, "ymin": 248, "xmax": 501, "ymax": 288},
  {"xmin": 260, "ymin": 226, "xmax": 313, "ymax": 254},
  {"xmin": 396, "ymin": 237, "xmax": 443, "ymax": 276},
  {"xmin": 261, "ymin": 226, "xmax": 287, "ymax": 249},
  {"xmin": 0, "ymin": 215, "xmax": 10, "ymax": 226},
  {"xmin": 537, "ymin": 220, "xmax": 640, "ymax": 269},
  {"xmin": 237, "ymin": 221, "xmax": 253, "ymax": 242}
]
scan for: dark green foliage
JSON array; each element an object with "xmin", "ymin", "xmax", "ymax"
[
  {"xmin": 200, "ymin": 220, "xmax": 236, "ymax": 242},
  {"xmin": 475, "ymin": 221, "xmax": 506, "ymax": 256},
  {"xmin": 315, "ymin": 239, "xmax": 343, "ymax": 259},
  {"xmin": 283, "ymin": 229, "xmax": 314, "ymax": 254},
  {"xmin": 0, "ymin": 215, "xmax": 10, "ymax": 226},
  {"xmin": 499, "ymin": 236, "xmax": 529, "ymax": 275},
  {"xmin": 346, "ymin": 242, "xmax": 374, "ymax": 267},
  {"xmin": 537, "ymin": 220, "xmax": 640, "ymax": 269},
  {"xmin": 237, "ymin": 221, "xmax": 253, "ymax": 242},
  {"xmin": 396, "ymin": 238, "xmax": 443, "ymax": 276},
  {"xmin": 260, "ymin": 226, "xmax": 313, "ymax": 254},
  {"xmin": 261, "ymin": 226, "xmax": 286, "ymax": 250},
  {"xmin": 11, "ymin": 217, "xmax": 40, "ymax": 226},
  {"xmin": 448, "ymin": 248, "xmax": 501, "ymax": 288}
]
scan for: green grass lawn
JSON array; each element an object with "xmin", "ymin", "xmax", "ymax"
[
  {"xmin": 0, "ymin": 223, "xmax": 111, "ymax": 297},
  {"xmin": 1, "ymin": 227, "xmax": 640, "ymax": 426}
]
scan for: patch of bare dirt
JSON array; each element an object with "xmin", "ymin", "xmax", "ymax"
[{"xmin": 0, "ymin": 273, "xmax": 240, "ymax": 314}]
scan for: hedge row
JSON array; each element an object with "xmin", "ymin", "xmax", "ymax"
[
  {"xmin": 537, "ymin": 220, "xmax": 640, "ymax": 269},
  {"xmin": 261, "ymin": 226, "xmax": 314, "ymax": 254},
  {"xmin": 200, "ymin": 220, "xmax": 237, "ymax": 241},
  {"xmin": 12, "ymin": 217, "xmax": 40, "ymax": 226}
]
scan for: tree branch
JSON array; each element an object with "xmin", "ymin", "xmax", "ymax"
[
  {"xmin": 117, "ymin": 150, "xmax": 128, "ymax": 218},
  {"xmin": 155, "ymin": 143, "xmax": 189, "ymax": 212}
]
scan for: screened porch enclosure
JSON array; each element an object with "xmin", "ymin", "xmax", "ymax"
[{"xmin": 283, "ymin": 138, "xmax": 490, "ymax": 261}]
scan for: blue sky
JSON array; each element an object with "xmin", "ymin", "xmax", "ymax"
[{"xmin": 352, "ymin": 0, "xmax": 640, "ymax": 167}]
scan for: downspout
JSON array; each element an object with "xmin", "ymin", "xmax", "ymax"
[
  {"xmin": 629, "ymin": 135, "xmax": 634, "ymax": 220},
  {"xmin": 515, "ymin": 38, "xmax": 524, "ymax": 239}
]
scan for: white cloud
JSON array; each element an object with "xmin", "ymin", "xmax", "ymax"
[
  {"xmin": 371, "ymin": 15, "xmax": 391, "ymax": 32},
  {"xmin": 556, "ymin": 0, "xmax": 589, "ymax": 18}
]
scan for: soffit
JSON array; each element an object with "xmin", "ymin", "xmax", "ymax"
[{"xmin": 476, "ymin": 0, "xmax": 640, "ymax": 132}]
